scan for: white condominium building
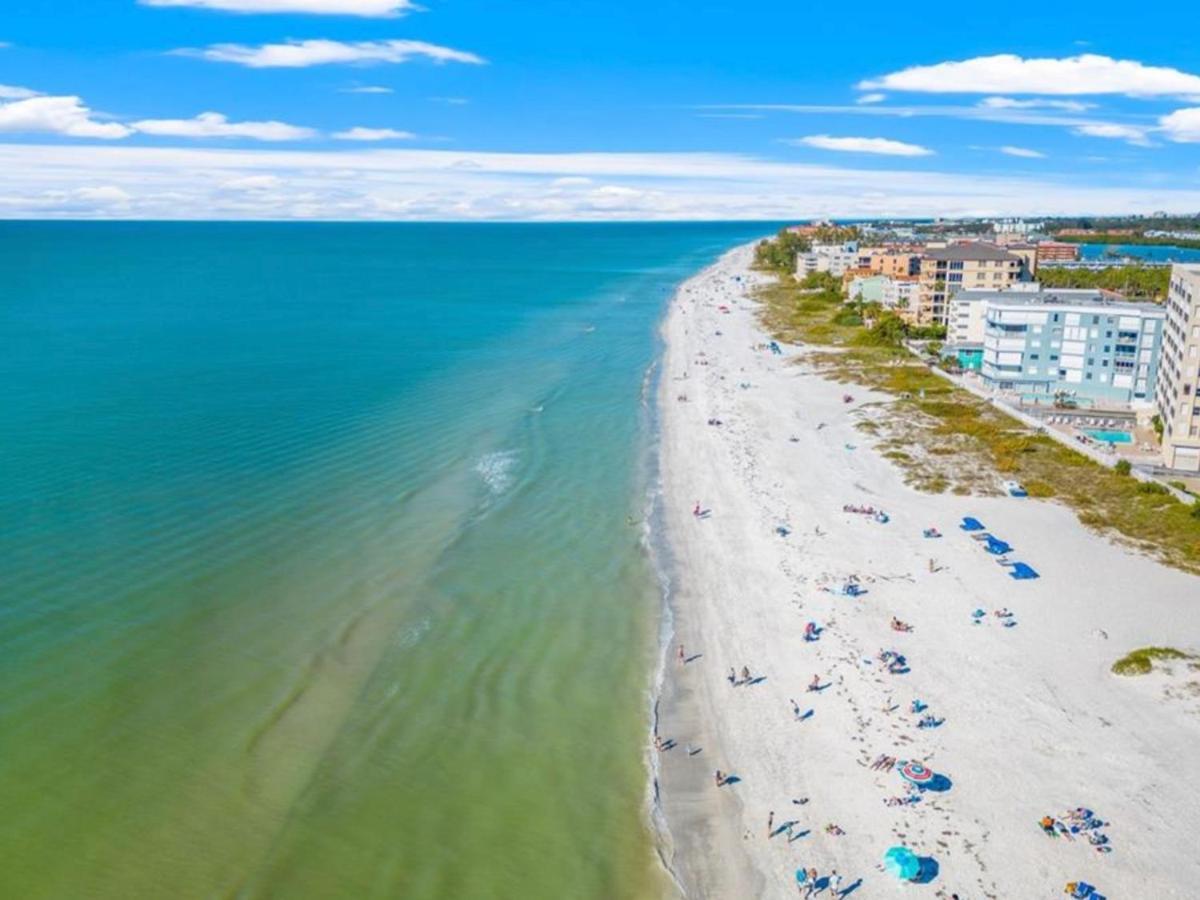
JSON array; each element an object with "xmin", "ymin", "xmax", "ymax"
[{"xmin": 1154, "ymin": 264, "xmax": 1200, "ymax": 471}]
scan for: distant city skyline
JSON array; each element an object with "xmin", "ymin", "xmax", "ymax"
[{"xmin": 3, "ymin": 1, "xmax": 1200, "ymax": 219}]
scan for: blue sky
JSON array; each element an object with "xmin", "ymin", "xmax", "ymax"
[{"xmin": 3, "ymin": 0, "xmax": 1200, "ymax": 219}]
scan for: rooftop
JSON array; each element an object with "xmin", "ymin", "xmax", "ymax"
[
  {"xmin": 924, "ymin": 243, "xmax": 1019, "ymax": 262},
  {"xmin": 966, "ymin": 288, "xmax": 1163, "ymax": 314}
]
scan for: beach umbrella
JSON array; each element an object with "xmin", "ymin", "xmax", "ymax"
[
  {"xmin": 883, "ymin": 846, "xmax": 920, "ymax": 880},
  {"xmin": 898, "ymin": 762, "xmax": 934, "ymax": 785}
]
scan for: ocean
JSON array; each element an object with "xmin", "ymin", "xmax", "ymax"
[{"xmin": 0, "ymin": 221, "xmax": 769, "ymax": 899}]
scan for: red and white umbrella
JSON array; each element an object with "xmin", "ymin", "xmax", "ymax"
[{"xmin": 898, "ymin": 761, "xmax": 933, "ymax": 785}]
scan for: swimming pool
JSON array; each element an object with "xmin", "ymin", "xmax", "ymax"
[{"xmin": 1085, "ymin": 429, "xmax": 1133, "ymax": 444}]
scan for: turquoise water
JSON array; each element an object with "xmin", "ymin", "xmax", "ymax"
[
  {"xmin": 1086, "ymin": 429, "xmax": 1133, "ymax": 444},
  {"xmin": 0, "ymin": 221, "xmax": 769, "ymax": 899},
  {"xmin": 1078, "ymin": 242, "xmax": 1200, "ymax": 263}
]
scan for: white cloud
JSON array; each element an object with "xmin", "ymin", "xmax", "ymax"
[
  {"xmin": 140, "ymin": 0, "xmax": 417, "ymax": 15},
  {"xmin": 333, "ymin": 126, "xmax": 415, "ymax": 141},
  {"xmin": 430, "ymin": 96, "xmax": 469, "ymax": 105},
  {"xmin": 74, "ymin": 185, "xmax": 132, "ymax": 204},
  {"xmin": 132, "ymin": 111, "xmax": 315, "ymax": 141},
  {"xmin": 861, "ymin": 54, "xmax": 1200, "ymax": 97},
  {"xmin": 999, "ymin": 145, "xmax": 1046, "ymax": 158},
  {"xmin": 791, "ymin": 135, "xmax": 933, "ymax": 156},
  {"xmin": 1158, "ymin": 107, "xmax": 1200, "ymax": 143},
  {"xmin": 0, "ymin": 84, "xmax": 40, "ymax": 99},
  {"xmin": 221, "ymin": 174, "xmax": 283, "ymax": 190},
  {"xmin": 1073, "ymin": 122, "xmax": 1152, "ymax": 146},
  {"xmin": 0, "ymin": 96, "xmax": 132, "ymax": 138},
  {"xmin": 551, "ymin": 176, "xmax": 593, "ymax": 187},
  {"xmin": 856, "ymin": 93, "xmax": 886, "ymax": 104},
  {"xmin": 7, "ymin": 143, "xmax": 1200, "ymax": 221},
  {"xmin": 177, "ymin": 39, "xmax": 485, "ymax": 68},
  {"xmin": 341, "ymin": 85, "xmax": 393, "ymax": 94},
  {"xmin": 980, "ymin": 96, "xmax": 1094, "ymax": 112}
]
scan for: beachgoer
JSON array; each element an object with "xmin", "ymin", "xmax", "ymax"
[
  {"xmin": 767, "ymin": 810, "xmax": 774, "ymax": 837},
  {"xmin": 677, "ymin": 644, "xmax": 686, "ymax": 665},
  {"xmin": 714, "ymin": 769, "xmax": 724, "ymax": 787},
  {"xmin": 741, "ymin": 665, "xmax": 751, "ymax": 683},
  {"xmin": 829, "ymin": 871, "xmax": 842, "ymax": 894},
  {"xmin": 692, "ymin": 501, "xmax": 701, "ymax": 517},
  {"xmin": 728, "ymin": 667, "xmax": 737, "ymax": 686},
  {"xmin": 791, "ymin": 698, "xmax": 801, "ymax": 719},
  {"xmin": 809, "ymin": 674, "xmax": 820, "ymax": 692}
]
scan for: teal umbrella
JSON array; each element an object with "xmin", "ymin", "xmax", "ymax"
[{"xmin": 883, "ymin": 846, "xmax": 920, "ymax": 880}]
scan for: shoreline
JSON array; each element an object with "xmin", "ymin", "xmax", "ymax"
[{"xmin": 651, "ymin": 242, "xmax": 1200, "ymax": 897}]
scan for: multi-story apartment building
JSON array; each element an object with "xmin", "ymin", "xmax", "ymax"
[
  {"xmin": 796, "ymin": 241, "xmax": 859, "ymax": 278},
  {"xmin": 980, "ymin": 288, "xmax": 1164, "ymax": 406},
  {"xmin": 947, "ymin": 289, "xmax": 992, "ymax": 345},
  {"xmin": 916, "ymin": 244, "xmax": 1027, "ymax": 325},
  {"xmin": 1154, "ymin": 264, "xmax": 1200, "ymax": 471},
  {"xmin": 881, "ymin": 275, "xmax": 919, "ymax": 313},
  {"xmin": 856, "ymin": 247, "xmax": 921, "ymax": 278}
]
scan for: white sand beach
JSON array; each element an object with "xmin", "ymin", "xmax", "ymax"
[{"xmin": 653, "ymin": 243, "xmax": 1200, "ymax": 899}]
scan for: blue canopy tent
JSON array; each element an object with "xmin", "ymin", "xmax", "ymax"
[
  {"xmin": 1009, "ymin": 562, "xmax": 1039, "ymax": 580},
  {"xmin": 985, "ymin": 535, "xmax": 1012, "ymax": 555},
  {"xmin": 960, "ymin": 516, "xmax": 985, "ymax": 531}
]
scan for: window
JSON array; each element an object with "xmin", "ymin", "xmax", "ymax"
[
  {"xmin": 1030, "ymin": 353, "xmax": 1040, "ymax": 360},
  {"xmin": 1103, "ymin": 345, "xmax": 1110, "ymax": 353}
]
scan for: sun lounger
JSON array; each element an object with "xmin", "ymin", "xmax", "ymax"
[{"xmin": 960, "ymin": 516, "xmax": 985, "ymax": 532}]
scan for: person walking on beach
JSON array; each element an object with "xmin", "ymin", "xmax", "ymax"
[
  {"xmin": 714, "ymin": 769, "xmax": 724, "ymax": 787},
  {"xmin": 767, "ymin": 810, "xmax": 774, "ymax": 837},
  {"xmin": 677, "ymin": 644, "xmax": 686, "ymax": 666},
  {"xmin": 728, "ymin": 667, "xmax": 737, "ymax": 686},
  {"xmin": 693, "ymin": 501, "xmax": 701, "ymax": 517},
  {"xmin": 829, "ymin": 870, "xmax": 842, "ymax": 895},
  {"xmin": 804, "ymin": 868, "xmax": 819, "ymax": 898},
  {"xmin": 791, "ymin": 698, "xmax": 801, "ymax": 719},
  {"xmin": 741, "ymin": 665, "xmax": 751, "ymax": 684}
]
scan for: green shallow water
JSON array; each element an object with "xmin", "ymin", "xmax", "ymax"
[{"xmin": 0, "ymin": 221, "xmax": 768, "ymax": 899}]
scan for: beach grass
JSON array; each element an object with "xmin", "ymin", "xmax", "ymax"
[
  {"xmin": 756, "ymin": 275, "xmax": 1200, "ymax": 574},
  {"xmin": 1112, "ymin": 647, "xmax": 1194, "ymax": 676}
]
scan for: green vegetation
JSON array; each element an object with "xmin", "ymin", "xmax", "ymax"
[
  {"xmin": 1112, "ymin": 647, "xmax": 1194, "ymax": 676},
  {"xmin": 754, "ymin": 228, "xmax": 811, "ymax": 274},
  {"xmin": 1036, "ymin": 265, "xmax": 1170, "ymax": 301},
  {"xmin": 753, "ymin": 258, "xmax": 1200, "ymax": 574},
  {"xmin": 1114, "ymin": 459, "xmax": 1132, "ymax": 476},
  {"xmin": 1049, "ymin": 214, "xmax": 1200, "ymax": 232},
  {"xmin": 752, "ymin": 226, "xmax": 861, "ymax": 275},
  {"xmin": 1056, "ymin": 232, "xmax": 1200, "ymax": 251}
]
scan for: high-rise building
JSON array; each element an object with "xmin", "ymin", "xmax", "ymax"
[{"xmin": 1154, "ymin": 264, "xmax": 1200, "ymax": 471}]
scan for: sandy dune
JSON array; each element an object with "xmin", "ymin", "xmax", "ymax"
[{"xmin": 653, "ymin": 243, "xmax": 1200, "ymax": 899}]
